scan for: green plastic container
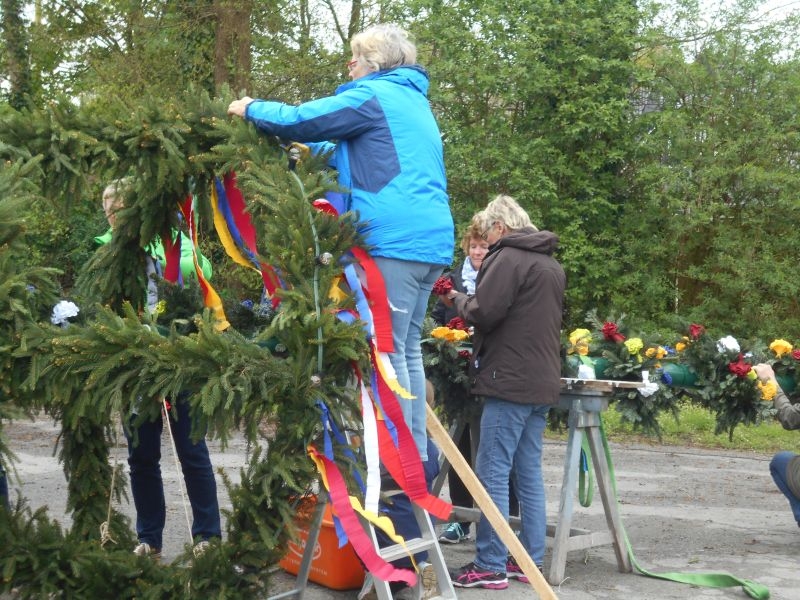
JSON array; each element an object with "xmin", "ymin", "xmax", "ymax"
[
  {"xmin": 775, "ymin": 374, "xmax": 797, "ymax": 394},
  {"xmin": 661, "ymin": 362, "xmax": 697, "ymax": 387}
]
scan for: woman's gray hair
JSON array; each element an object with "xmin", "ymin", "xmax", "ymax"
[
  {"xmin": 351, "ymin": 24, "xmax": 417, "ymax": 72},
  {"xmin": 475, "ymin": 194, "xmax": 538, "ymax": 233}
]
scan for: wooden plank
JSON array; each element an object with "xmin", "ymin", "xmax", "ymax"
[
  {"xmin": 560, "ymin": 378, "xmax": 644, "ymax": 392},
  {"xmin": 426, "ymin": 403, "xmax": 558, "ymax": 600}
]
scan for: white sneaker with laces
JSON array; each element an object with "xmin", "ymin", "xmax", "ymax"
[{"xmin": 133, "ymin": 542, "xmax": 161, "ymax": 561}]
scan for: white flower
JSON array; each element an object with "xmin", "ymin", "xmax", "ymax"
[
  {"xmin": 51, "ymin": 300, "xmax": 80, "ymax": 327},
  {"xmin": 716, "ymin": 335, "xmax": 740, "ymax": 353}
]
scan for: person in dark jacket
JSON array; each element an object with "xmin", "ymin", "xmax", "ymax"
[
  {"xmin": 431, "ymin": 224, "xmax": 489, "ymax": 544},
  {"xmin": 754, "ymin": 363, "xmax": 800, "ymax": 527},
  {"xmin": 228, "ymin": 23, "xmax": 454, "ymax": 464},
  {"xmin": 438, "ymin": 195, "xmax": 565, "ymax": 589}
]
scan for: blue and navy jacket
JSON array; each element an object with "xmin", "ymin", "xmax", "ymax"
[{"xmin": 245, "ymin": 65, "xmax": 454, "ymax": 266}]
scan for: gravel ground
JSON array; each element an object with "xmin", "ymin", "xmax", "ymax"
[{"xmin": 3, "ymin": 414, "xmax": 798, "ymax": 600}]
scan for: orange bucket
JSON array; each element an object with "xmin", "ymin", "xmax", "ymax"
[{"xmin": 279, "ymin": 495, "xmax": 366, "ymax": 590}]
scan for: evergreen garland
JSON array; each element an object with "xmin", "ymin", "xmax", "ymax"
[{"xmin": 0, "ymin": 92, "xmax": 371, "ymax": 597}]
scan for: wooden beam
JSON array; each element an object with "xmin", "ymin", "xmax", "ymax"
[{"xmin": 426, "ymin": 403, "xmax": 558, "ymax": 600}]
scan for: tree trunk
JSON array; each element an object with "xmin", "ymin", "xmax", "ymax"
[
  {"xmin": 214, "ymin": 0, "xmax": 253, "ymax": 94},
  {"xmin": 1, "ymin": 0, "xmax": 31, "ymax": 109}
]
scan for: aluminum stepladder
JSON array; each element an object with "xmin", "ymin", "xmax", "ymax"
[{"xmin": 356, "ymin": 487, "xmax": 457, "ymax": 600}]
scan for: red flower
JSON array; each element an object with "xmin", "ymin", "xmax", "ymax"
[
  {"xmin": 728, "ymin": 354, "xmax": 752, "ymax": 378},
  {"xmin": 432, "ymin": 276, "xmax": 453, "ymax": 296},
  {"xmin": 792, "ymin": 349, "xmax": 800, "ymax": 361},
  {"xmin": 689, "ymin": 323, "xmax": 706, "ymax": 340},
  {"xmin": 457, "ymin": 350, "xmax": 472, "ymax": 359},
  {"xmin": 447, "ymin": 317, "xmax": 468, "ymax": 331},
  {"xmin": 601, "ymin": 321, "xmax": 626, "ymax": 343}
]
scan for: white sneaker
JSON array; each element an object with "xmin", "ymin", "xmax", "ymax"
[
  {"xmin": 133, "ymin": 542, "xmax": 161, "ymax": 561},
  {"xmin": 420, "ymin": 562, "xmax": 438, "ymax": 599},
  {"xmin": 193, "ymin": 540, "xmax": 211, "ymax": 558}
]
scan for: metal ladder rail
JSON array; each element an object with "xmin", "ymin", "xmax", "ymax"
[{"xmin": 359, "ymin": 493, "xmax": 457, "ymax": 600}]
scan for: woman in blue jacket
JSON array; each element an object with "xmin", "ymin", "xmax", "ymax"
[{"xmin": 228, "ymin": 23, "xmax": 454, "ymax": 462}]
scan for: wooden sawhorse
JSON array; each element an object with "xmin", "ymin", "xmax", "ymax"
[{"xmin": 548, "ymin": 380, "xmax": 636, "ymax": 584}]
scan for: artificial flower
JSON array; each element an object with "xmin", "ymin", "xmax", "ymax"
[
  {"xmin": 624, "ymin": 337, "xmax": 643, "ymax": 355},
  {"xmin": 431, "ymin": 326, "xmax": 469, "ymax": 343},
  {"xmin": 645, "ymin": 346, "xmax": 668, "ymax": 359},
  {"xmin": 155, "ymin": 300, "xmax": 167, "ymax": 315},
  {"xmin": 50, "ymin": 300, "xmax": 80, "ymax": 327},
  {"xmin": 447, "ymin": 317, "xmax": 468, "ymax": 331},
  {"xmin": 758, "ymin": 380, "xmax": 777, "ymax": 401},
  {"xmin": 602, "ymin": 321, "xmax": 626, "ymax": 343},
  {"xmin": 675, "ymin": 340, "xmax": 687, "ymax": 352},
  {"xmin": 792, "ymin": 349, "xmax": 800, "ymax": 361},
  {"xmin": 432, "ymin": 276, "xmax": 453, "ymax": 296},
  {"xmin": 769, "ymin": 339, "xmax": 793, "ymax": 358},
  {"xmin": 728, "ymin": 354, "xmax": 752, "ymax": 378},
  {"xmin": 689, "ymin": 323, "xmax": 705, "ymax": 340},
  {"xmin": 568, "ymin": 328, "xmax": 592, "ymax": 356},
  {"xmin": 716, "ymin": 335, "xmax": 740, "ymax": 353}
]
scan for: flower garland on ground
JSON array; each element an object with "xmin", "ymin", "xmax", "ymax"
[{"xmin": 561, "ymin": 314, "xmax": 787, "ymax": 439}]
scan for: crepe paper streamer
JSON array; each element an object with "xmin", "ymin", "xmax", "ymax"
[
  {"xmin": 369, "ymin": 349, "xmax": 452, "ymax": 522},
  {"xmin": 177, "ymin": 195, "xmax": 230, "ymax": 331},
  {"xmin": 358, "ymin": 376, "xmax": 382, "ymax": 515},
  {"xmin": 161, "ymin": 228, "xmax": 182, "ymax": 284},
  {"xmin": 211, "ymin": 174, "xmax": 284, "ymax": 307},
  {"xmin": 308, "ymin": 447, "xmax": 418, "ymax": 587},
  {"xmin": 349, "ymin": 246, "xmax": 394, "ymax": 353}
]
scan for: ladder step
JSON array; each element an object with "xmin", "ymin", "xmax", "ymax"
[{"xmin": 377, "ymin": 536, "xmax": 439, "ymax": 562}]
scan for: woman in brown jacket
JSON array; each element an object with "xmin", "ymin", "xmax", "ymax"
[{"xmin": 439, "ymin": 194, "xmax": 566, "ymax": 589}]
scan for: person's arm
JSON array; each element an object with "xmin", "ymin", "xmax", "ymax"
[
  {"xmin": 754, "ymin": 363, "xmax": 800, "ymax": 430},
  {"xmin": 239, "ymin": 88, "xmax": 379, "ymax": 143},
  {"xmin": 450, "ymin": 252, "xmax": 517, "ymax": 333}
]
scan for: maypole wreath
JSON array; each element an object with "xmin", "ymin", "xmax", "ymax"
[{"xmin": 0, "ymin": 89, "xmax": 447, "ymax": 597}]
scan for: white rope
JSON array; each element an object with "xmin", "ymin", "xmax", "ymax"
[
  {"xmin": 100, "ymin": 415, "xmax": 123, "ymax": 548},
  {"xmin": 161, "ymin": 398, "xmax": 194, "ymax": 545}
]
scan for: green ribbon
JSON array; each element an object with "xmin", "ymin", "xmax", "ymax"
[{"xmin": 577, "ymin": 420, "xmax": 770, "ymax": 599}]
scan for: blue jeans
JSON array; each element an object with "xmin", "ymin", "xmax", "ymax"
[
  {"xmin": 770, "ymin": 451, "xmax": 800, "ymax": 525},
  {"xmin": 125, "ymin": 396, "xmax": 221, "ymax": 549},
  {"xmin": 475, "ymin": 398, "xmax": 550, "ymax": 572},
  {"xmin": 0, "ymin": 462, "xmax": 8, "ymax": 510},
  {"xmin": 373, "ymin": 257, "xmax": 443, "ymax": 461}
]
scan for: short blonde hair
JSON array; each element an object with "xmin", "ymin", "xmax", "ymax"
[
  {"xmin": 460, "ymin": 215, "xmax": 485, "ymax": 254},
  {"xmin": 351, "ymin": 24, "xmax": 417, "ymax": 72},
  {"xmin": 474, "ymin": 194, "xmax": 537, "ymax": 233}
]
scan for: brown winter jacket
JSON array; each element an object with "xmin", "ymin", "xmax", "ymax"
[{"xmin": 453, "ymin": 227, "xmax": 565, "ymax": 406}]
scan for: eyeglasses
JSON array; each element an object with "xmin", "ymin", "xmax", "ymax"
[
  {"xmin": 346, "ymin": 58, "xmax": 359, "ymax": 70},
  {"xmin": 480, "ymin": 222, "xmax": 497, "ymax": 241}
]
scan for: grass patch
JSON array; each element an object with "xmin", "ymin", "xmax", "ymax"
[{"xmin": 548, "ymin": 401, "xmax": 794, "ymax": 454}]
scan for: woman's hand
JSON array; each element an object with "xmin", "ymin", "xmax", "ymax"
[
  {"xmin": 227, "ymin": 97, "xmax": 254, "ymax": 117},
  {"xmin": 753, "ymin": 363, "xmax": 777, "ymax": 383}
]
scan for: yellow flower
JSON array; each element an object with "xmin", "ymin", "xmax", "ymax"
[
  {"xmin": 645, "ymin": 346, "xmax": 666, "ymax": 359},
  {"xmin": 624, "ymin": 337, "xmax": 643, "ymax": 355},
  {"xmin": 758, "ymin": 380, "xmax": 777, "ymax": 401},
  {"xmin": 450, "ymin": 329, "xmax": 469, "ymax": 342},
  {"xmin": 568, "ymin": 328, "xmax": 592, "ymax": 356},
  {"xmin": 430, "ymin": 327, "xmax": 451, "ymax": 340},
  {"xmin": 155, "ymin": 300, "xmax": 167, "ymax": 315},
  {"xmin": 675, "ymin": 337, "xmax": 689, "ymax": 352},
  {"xmin": 431, "ymin": 326, "xmax": 469, "ymax": 343},
  {"xmin": 769, "ymin": 339, "xmax": 793, "ymax": 358}
]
